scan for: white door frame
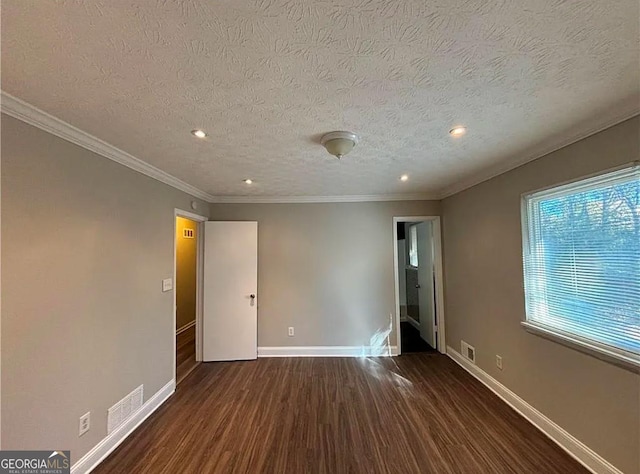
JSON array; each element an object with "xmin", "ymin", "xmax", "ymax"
[
  {"xmin": 393, "ymin": 216, "xmax": 446, "ymax": 355},
  {"xmin": 173, "ymin": 208, "xmax": 208, "ymax": 384}
]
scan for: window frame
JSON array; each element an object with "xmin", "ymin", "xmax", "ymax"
[
  {"xmin": 408, "ymin": 224, "xmax": 419, "ymax": 268},
  {"xmin": 520, "ymin": 162, "xmax": 640, "ymax": 370}
]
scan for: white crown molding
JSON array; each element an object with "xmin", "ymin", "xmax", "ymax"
[
  {"xmin": 209, "ymin": 193, "xmax": 437, "ymax": 203},
  {"xmin": 0, "ymin": 92, "xmax": 438, "ymax": 204},
  {"xmin": 447, "ymin": 347, "xmax": 623, "ymax": 474},
  {"xmin": 4, "ymin": 91, "xmax": 636, "ymax": 205},
  {"xmin": 0, "ymin": 91, "xmax": 216, "ymax": 202},
  {"xmin": 437, "ymin": 108, "xmax": 640, "ymax": 199}
]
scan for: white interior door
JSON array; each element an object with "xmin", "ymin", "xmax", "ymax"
[
  {"xmin": 203, "ymin": 221, "xmax": 258, "ymax": 361},
  {"xmin": 417, "ymin": 222, "xmax": 437, "ymax": 348}
]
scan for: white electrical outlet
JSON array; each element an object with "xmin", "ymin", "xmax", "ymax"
[
  {"xmin": 79, "ymin": 412, "xmax": 91, "ymax": 437},
  {"xmin": 288, "ymin": 327, "xmax": 294, "ymax": 337},
  {"xmin": 496, "ymin": 355, "xmax": 503, "ymax": 370}
]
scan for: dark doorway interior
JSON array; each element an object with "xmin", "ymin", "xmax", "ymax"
[{"xmin": 400, "ymin": 322, "xmax": 436, "ymax": 353}]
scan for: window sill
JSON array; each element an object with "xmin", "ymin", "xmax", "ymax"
[{"xmin": 521, "ymin": 321, "xmax": 640, "ymax": 372}]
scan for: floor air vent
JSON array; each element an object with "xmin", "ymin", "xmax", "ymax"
[
  {"xmin": 461, "ymin": 340, "xmax": 476, "ymax": 364},
  {"xmin": 108, "ymin": 385, "xmax": 144, "ymax": 435}
]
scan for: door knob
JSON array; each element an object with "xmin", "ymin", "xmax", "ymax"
[
  {"xmin": 415, "ymin": 284, "xmax": 421, "ymax": 289},
  {"xmin": 250, "ymin": 294, "xmax": 256, "ymax": 299}
]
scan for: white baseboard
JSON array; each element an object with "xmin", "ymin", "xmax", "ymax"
[
  {"xmin": 258, "ymin": 346, "xmax": 398, "ymax": 358},
  {"xmin": 176, "ymin": 320, "xmax": 196, "ymax": 335},
  {"xmin": 446, "ymin": 347, "xmax": 623, "ymax": 474},
  {"xmin": 71, "ymin": 380, "xmax": 175, "ymax": 474}
]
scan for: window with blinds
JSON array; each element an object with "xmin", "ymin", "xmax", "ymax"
[
  {"xmin": 409, "ymin": 224, "xmax": 419, "ymax": 267},
  {"xmin": 522, "ymin": 164, "xmax": 639, "ymax": 359}
]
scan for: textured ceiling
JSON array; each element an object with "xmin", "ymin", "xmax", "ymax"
[{"xmin": 2, "ymin": 0, "xmax": 639, "ymax": 198}]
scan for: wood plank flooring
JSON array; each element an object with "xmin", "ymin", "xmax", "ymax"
[
  {"xmin": 95, "ymin": 354, "xmax": 587, "ymax": 474},
  {"xmin": 176, "ymin": 325, "xmax": 199, "ymax": 385}
]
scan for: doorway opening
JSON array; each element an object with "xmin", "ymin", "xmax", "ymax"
[
  {"xmin": 393, "ymin": 217, "xmax": 445, "ymax": 355},
  {"xmin": 174, "ymin": 210, "xmax": 207, "ymax": 385}
]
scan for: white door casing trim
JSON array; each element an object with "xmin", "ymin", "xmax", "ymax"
[
  {"xmin": 393, "ymin": 216, "xmax": 446, "ymax": 355},
  {"xmin": 173, "ymin": 209, "xmax": 208, "ymax": 385}
]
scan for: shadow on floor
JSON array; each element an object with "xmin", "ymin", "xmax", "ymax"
[{"xmin": 400, "ymin": 321, "xmax": 437, "ymax": 353}]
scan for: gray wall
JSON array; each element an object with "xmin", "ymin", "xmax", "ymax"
[
  {"xmin": 209, "ymin": 201, "xmax": 440, "ymax": 348},
  {"xmin": 1, "ymin": 116, "xmax": 209, "ymax": 462},
  {"xmin": 441, "ymin": 116, "xmax": 640, "ymax": 474}
]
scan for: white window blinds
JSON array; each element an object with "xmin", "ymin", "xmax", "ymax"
[{"xmin": 522, "ymin": 164, "xmax": 640, "ymax": 357}]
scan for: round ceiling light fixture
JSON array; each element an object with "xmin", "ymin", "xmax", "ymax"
[
  {"xmin": 191, "ymin": 129, "xmax": 207, "ymax": 138},
  {"xmin": 320, "ymin": 131, "xmax": 359, "ymax": 159}
]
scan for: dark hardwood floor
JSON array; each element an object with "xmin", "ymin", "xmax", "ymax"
[
  {"xmin": 95, "ymin": 354, "xmax": 587, "ymax": 474},
  {"xmin": 176, "ymin": 325, "xmax": 199, "ymax": 385}
]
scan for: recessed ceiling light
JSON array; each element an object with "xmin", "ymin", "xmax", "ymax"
[
  {"xmin": 244, "ymin": 179, "xmax": 253, "ymax": 184},
  {"xmin": 400, "ymin": 174, "xmax": 409, "ymax": 182},
  {"xmin": 191, "ymin": 129, "xmax": 207, "ymax": 138},
  {"xmin": 449, "ymin": 126, "xmax": 467, "ymax": 137}
]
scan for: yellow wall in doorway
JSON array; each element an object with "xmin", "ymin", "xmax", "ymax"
[{"xmin": 176, "ymin": 216, "xmax": 197, "ymax": 330}]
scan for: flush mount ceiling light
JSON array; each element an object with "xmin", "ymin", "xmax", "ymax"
[
  {"xmin": 320, "ymin": 131, "xmax": 359, "ymax": 159},
  {"xmin": 400, "ymin": 174, "xmax": 409, "ymax": 182},
  {"xmin": 244, "ymin": 178, "xmax": 253, "ymax": 184},
  {"xmin": 449, "ymin": 126, "xmax": 467, "ymax": 137},
  {"xmin": 191, "ymin": 129, "xmax": 207, "ymax": 138}
]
